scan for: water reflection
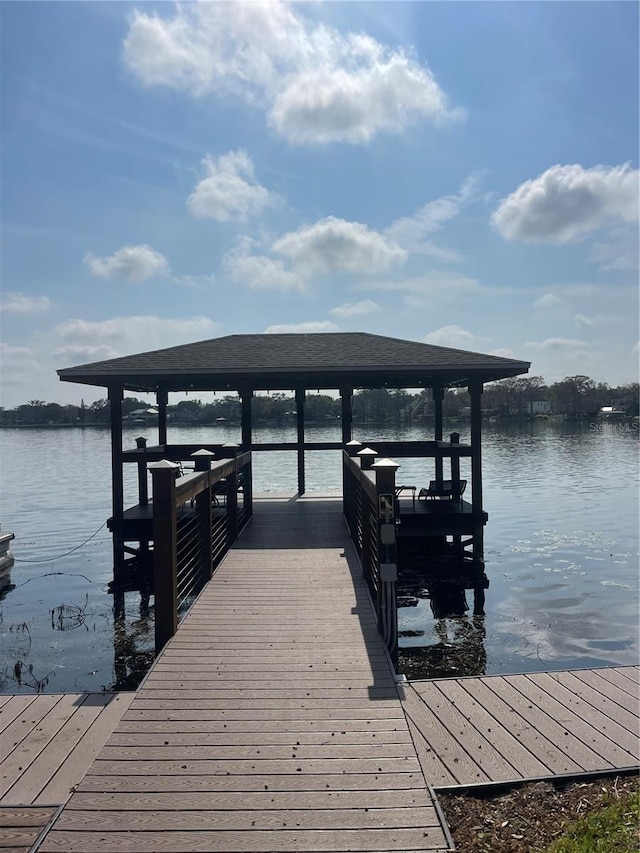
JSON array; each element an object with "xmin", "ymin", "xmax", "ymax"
[{"xmin": 399, "ymin": 613, "xmax": 487, "ymax": 680}]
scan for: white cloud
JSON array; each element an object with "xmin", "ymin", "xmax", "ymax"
[
  {"xmin": 330, "ymin": 300, "xmax": 380, "ymax": 318},
  {"xmin": 0, "ymin": 293, "xmax": 51, "ymax": 314},
  {"xmin": 490, "ymin": 347, "xmax": 516, "ymax": 358},
  {"xmin": 55, "ymin": 315, "xmax": 218, "ymax": 352},
  {"xmin": 223, "ymin": 251, "xmax": 303, "ymax": 292},
  {"xmin": 264, "ymin": 321, "xmax": 339, "ymax": 333},
  {"xmin": 492, "ymin": 163, "xmax": 639, "ymax": 244},
  {"xmin": 84, "ymin": 244, "xmax": 169, "ymax": 282},
  {"xmin": 123, "ymin": 2, "xmax": 462, "ymax": 145},
  {"xmin": 574, "ymin": 313, "xmax": 622, "ymax": 330},
  {"xmin": 386, "ymin": 174, "xmax": 479, "ymax": 258},
  {"xmin": 270, "ymin": 51, "xmax": 461, "ymax": 145},
  {"xmin": 272, "ymin": 217, "xmax": 406, "ymax": 275},
  {"xmin": 187, "ymin": 150, "xmax": 277, "ymax": 221},
  {"xmin": 52, "ymin": 344, "xmax": 120, "ymax": 365},
  {"xmin": 589, "ymin": 225, "xmax": 639, "ymax": 272},
  {"xmin": 359, "ymin": 271, "xmax": 481, "ymax": 294},
  {"xmin": 534, "ymin": 293, "xmax": 563, "ymax": 309},
  {"xmin": 171, "ymin": 273, "xmax": 217, "ymax": 288},
  {"xmin": 0, "ymin": 344, "xmax": 42, "ymax": 406},
  {"xmin": 424, "ymin": 325, "xmax": 490, "ymax": 351},
  {"xmin": 524, "ymin": 337, "xmax": 589, "ymax": 352}
]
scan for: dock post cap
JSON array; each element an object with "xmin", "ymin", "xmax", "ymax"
[
  {"xmin": 135, "ymin": 436, "xmax": 147, "ymax": 447},
  {"xmin": 346, "ymin": 439, "xmax": 362, "ymax": 446},
  {"xmin": 222, "ymin": 442, "xmax": 240, "ymax": 447},
  {"xmin": 191, "ymin": 448, "xmax": 216, "ymax": 457},
  {"xmin": 148, "ymin": 459, "xmax": 180, "ymax": 471},
  {"xmin": 357, "ymin": 447, "xmax": 378, "ymax": 470},
  {"xmin": 371, "ymin": 457, "xmax": 400, "ymax": 470}
]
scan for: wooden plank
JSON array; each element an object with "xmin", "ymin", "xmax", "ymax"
[
  {"xmin": 614, "ymin": 666, "xmax": 640, "ymax": 684},
  {"xmin": 527, "ymin": 672, "xmax": 639, "ymax": 761},
  {"xmin": 0, "ymin": 696, "xmax": 38, "ymax": 731},
  {"xmin": 87, "ymin": 757, "xmax": 422, "ymax": 776},
  {"xmin": 0, "ymin": 807, "xmax": 57, "ymax": 827},
  {"xmin": 397, "ymin": 684, "xmax": 488, "ymax": 785},
  {"xmin": 434, "ymin": 679, "xmax": 549, "ymax": 780},
  {"xmin": 109, "ymin": 729, "xmax": 412, "ymax": 745},
  {"xmin": 55, "ymin": 805, "xmax": 442, "ymax": 831},
  {"xmin": 549, "ymin": 670, "xmax": 639, "ymax": 733},
  {"xmin": 0, "ymin": 695, "xmax": 86, "ymax": 799},
  {"xmin": 98, "ymin": 742, "xmax": 416, "ymax": 761},
  {"xmin": 40, "ymin": 826, "xmax": 448, "ymax": 852},
  {"xmin": 77, "ymin": 772, "xmax": 427, "ymax": 794},
  {"xmin": 118, "ymin": 712, "xmax": 405, "ymax": 729},
  {"xmin": 571, "ymin": 669, "xmax": 639, "ymax": 715},
  {"xmin": 507, "ymin": 674, "xmax": 635, "ymax": 769},
  {"xmin": 35, "ymin": 693, "xmax": 134, "ymax": 806},
  {"xmin": 485, "ymin": 676, "xmax": 611, "ymax": 772},
  {"xmin": 0, "ymin": 696, "xmax": 62, "ymax": 763},
  {"xmin": 412, "ymin": 681, "xmax": 522, "ymax": 783},
  {"xmin": 68, "ymin": 788, "xmax": 434, "ymax": 811},
  {"xmin": 0, "ymin": 826, "xmax": 44, "ymax": 849},
  {"xmin": 595, "ymin": 667, "xmax": 640, "ymax": 699}
]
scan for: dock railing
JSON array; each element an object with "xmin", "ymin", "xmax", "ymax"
[
  {"xmin": 149, "ymin": 451, "xmax": 252, "ymax": 653},
  {"xmin": 343, "ymin": 448, "xmax": 399, "ymax": 670}
]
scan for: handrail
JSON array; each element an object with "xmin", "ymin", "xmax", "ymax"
[
  {"xmin": 342, "ymin": 450, "xmax": 399, "ymax": 670},
  {"xmin": 149, "ymin": 451, "xmax": 252, "ymax": 654}
]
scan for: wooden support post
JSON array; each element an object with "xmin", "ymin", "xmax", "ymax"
[
  {"xmin": 135, "ymin": 436, "xmax": 148, "ymax": 506},
  {"xmin": 193, "ymin": 450, "xmax": 215, "ymax": 579},
  {"xmin": 468, "ymin": 381, "xmax": 484, "ymax": 518},
  {"xmin": 108, "ymin": 384, "xmax": 125, "ymax": 583},
  {"xmin": 157, "ymin": 388, "xmax": 168, "ymax": 446},
  {"xmin": 149, "ymin": 460, "xmax": 180, "ymax": 653},
  {"xmin": 295, "ymin": 388, "xmax": 305, "ymax": 495},
  {"xmin": 468, "ymin": 380, "xmax": 485, "ymax": 614},
  {"xmin": 227, "ymin": 466, "xmax": 238, "ymax": 544},
  {"xmin": 240, "ymin": 390, "xmax": 253, "ymax": 450},
  {"xmin": 433, "ymin": 386, "xmax": 444, "ymax": 484},
  {"xmin": 340, "ymin": 386, "xmax": 353, "ymax": 444}
]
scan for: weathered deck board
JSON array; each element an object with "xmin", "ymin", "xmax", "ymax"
[
  {"xmin": 0, "ymin": 693, "xmax": 133, "ymax": 806},
  {"xmin": 40, "ymin": 497, "xmax": 450, "ymax": 853},
  {"xmin": 401, "ymin": 666, "xmax": 640, "ymax": 788}
]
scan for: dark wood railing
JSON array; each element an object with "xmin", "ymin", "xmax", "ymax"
[
  {"xmin": 149, "ymin": 452, "xmax": 252, "ymax": 653},
  {"xmin": 343, "ymin": 450, "xmax": 399, "ymax": 669}
]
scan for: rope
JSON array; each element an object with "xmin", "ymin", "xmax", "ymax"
[{"xmin": 12, "ymin": 521, "xmax": 108, "ymax": 563}]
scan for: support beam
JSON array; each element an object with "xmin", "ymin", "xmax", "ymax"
[
  {"xmin": 108, "ymin": 383, "xmax": 124, "ymax": 580},
  {"xmin": 240, "ymin": 389, "xmax": 253, "ymax": 450},
  {"xmin": 468, "ymin": 380, "xmax": 483, "ymax": 516},
  {"xmin": 157, "ymin": 388, "xmax": 168, "ymax": 446},
  {"xmin": 432, "ymin": 386, "xmax": 444, "ymax": 483},
  {"xmin": 340, "ymin": 386, "xmax": 353, "ymax": 445},
  {"xmin": 295, "ymin": 388, "xmax": 305, "ymax": 495}
]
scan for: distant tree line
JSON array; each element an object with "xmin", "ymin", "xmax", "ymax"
[{"xmin": 1, "ymin": 376, "xmax": 638, "ymax": 427}]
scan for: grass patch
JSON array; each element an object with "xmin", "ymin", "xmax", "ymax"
[{"xmin": 546, "ymin": 790, "xmax": 639, "ymax": 853}]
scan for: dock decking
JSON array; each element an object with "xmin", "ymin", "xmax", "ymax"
[
  {"xmin": 39, "ymin": 496, "xmax": 451, "ymax": 853},
  {"xmin": 3, "ymin": 496, "xmax": 638, "ymax": 852}
]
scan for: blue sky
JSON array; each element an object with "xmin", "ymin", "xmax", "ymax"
[{"xmin": 1, "ymin": 1, "xmax": 638, "ymax": 407}]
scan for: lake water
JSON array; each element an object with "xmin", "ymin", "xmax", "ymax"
[{"xmin": 0, "ymin": 421, "xmax": 638, "ymax": 693}]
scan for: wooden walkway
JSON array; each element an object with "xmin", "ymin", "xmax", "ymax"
[
  {"xmin": 400, "ymin": 666, "xmax": 639, "ymax": 789},
  {"xmin": 4, "ymin": 496, "xmax": 638, "ymax": 852},
  {"xmin": 39, "ymin": 496, "xmax": 451, "ymax": 853}
]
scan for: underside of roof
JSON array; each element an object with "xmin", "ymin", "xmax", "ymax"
[{"xmin": 57, "ymin": 332, "xmax": 530, "ymax": 393}]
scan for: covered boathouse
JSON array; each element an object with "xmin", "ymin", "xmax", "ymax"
[{"xmin": 58, "ymin": 332, "xmax": 529, "ymax": 628}]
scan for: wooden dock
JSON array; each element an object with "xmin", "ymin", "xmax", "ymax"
[
  {"xmin": 2, "ymin": 496, "xmax": 638, "ymax": 852},
  {"xmin": 38, "ymin": 496, "xmax": 451, "ymax": 853}
]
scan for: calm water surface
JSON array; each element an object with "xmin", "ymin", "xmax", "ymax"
[{"xmin": 0, "ymin": 421, "xmax": 638, "ymax": 692}]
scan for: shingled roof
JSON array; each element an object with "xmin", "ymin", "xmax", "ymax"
[{"xmin": 58, "ymin": 332, "xmax": 529, "ymax": 392}]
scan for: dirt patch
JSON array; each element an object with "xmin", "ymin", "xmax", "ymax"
[{"xmin": 437, "ymin": 772, "xmax": 639, "ymax": 852}]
